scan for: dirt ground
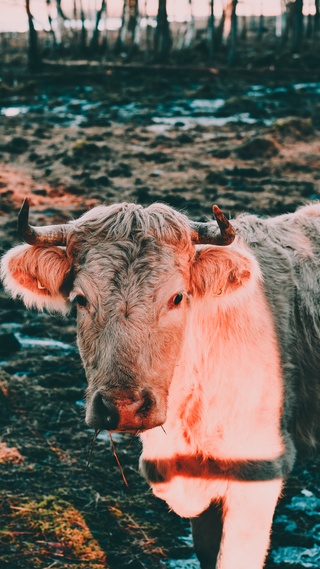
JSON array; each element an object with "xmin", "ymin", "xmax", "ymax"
[{"xmin": 0, "ymin": 62, "xmax": 320, "ymax": 569}]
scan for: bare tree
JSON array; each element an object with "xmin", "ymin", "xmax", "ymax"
[
  {"xmin": 90, "ymin": 0, "xmax": 107, "ymax": 52},
  {"xmin": 281, "ymin": 1, "xmax": 294, "ymax": 46},
  {"xmin": 315, "ymin": 0, "xmax": 320, "ymax": 35},
  {"xmin": 208, "ymin": 0, "xmax": 215, "ymax": 60},
  {"xmin": 115, "ymin": 0, "xmax": 140, "ymax": 54},
  {"xmin": 306, "ymin": 8, "xmax": 313, "ymax": 38},
  {"xmin": 215, "ymin": 4, "xmax": 226, "ymax": 51},
  {"xmin": 79, "ymin": 0, "xmax": 87, "ymax": 51},
  {"xmin": 176, "ymin": 0, "xmax": 195, "ymax": 50},
  {"xmin": 208, "ymin": 0, "xmax": 227, "ymax": 56},
  {"xmin": 154, "ymin": 0, "xmax": 171, "ymax": 60},
  {"xmin": 292, "ymin": 0, "xmax": 303, "ymax": 53},
  {"xmin": 46, "ymin": 0, "xmax": 57, "ymax": 47},
  {"xmin": 228, "ymin": 0, "xmax": 238, "ymax": 65},
  {"xmin": 55, "ymin": 0, "xmax": 67, "ymax": 45},
  {"xmin": 258, "ymin": 0, "xmax": 265, "ymax": 39},
  {"xmin": 144, "ymin": 0, "xmax": 152, "ymax": 60},
  {"xmin": 26, "ymin": 0, "xmax": 41, "ymax": 70},
  {"xmin": 183, "ymin": 0, "xmax": 195, "ymax": 49}
]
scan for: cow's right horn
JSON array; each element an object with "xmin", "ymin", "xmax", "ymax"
[
  {"xmin": 18, "ymin": 198, "xmax": 71, "ymax": 246},
  {"xmin": 190, "ymin": 205, "xmax": 235, "ymax": 246}
]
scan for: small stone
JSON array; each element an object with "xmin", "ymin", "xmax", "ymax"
[
  {"xmin": 95, "ymin": 175, "xmax": 110, "ymax": 186},
  {"xmin": 150, "ymin": 169, "xmax": 163, "ymax": 178},
  {"xmin": 6, "ymin": 137, "xmax": 29, "ymax": 154},
  {"xmin": 236, "ymin": 137, "xmax": 280, "ymax": 160},
  {"xmin": 109, "ymin": 163, "xmax": 132, "ymax": 178},
  {"xmin": 32, "ymin": 188, "xmax": 47, "ymax": 196}
]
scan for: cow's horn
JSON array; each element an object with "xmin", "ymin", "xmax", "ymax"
[
  {"xmin": 190, "ymin": 205, "xmax": 235, "ymax": 246},
  {"xmin": 18, "ymin": 198, "xmax": 71, "ymax": 246}
]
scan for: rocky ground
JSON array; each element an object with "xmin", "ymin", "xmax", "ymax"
[{"xmin": 0, "ymin": 64, "xmax": 320, "ymax": 568}]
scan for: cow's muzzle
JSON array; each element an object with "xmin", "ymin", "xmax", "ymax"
[{"xmin": 86, "ymin": 389, "xmax": 165, "ymax": 432}]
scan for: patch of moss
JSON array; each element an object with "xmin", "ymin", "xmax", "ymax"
[
  {"xmin": 72, "ymin": 140, "xmax": 101, "ymax": 155},
  {"xmin": 273, "ymin": 117, "xmax": 314, "ymax": 137},
  {"xmin": 0, "ymin": 494, "xmax": 107, "ymax": 567}
]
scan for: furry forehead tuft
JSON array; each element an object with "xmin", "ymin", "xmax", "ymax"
[{"xmin": 68, "ymin": 202, "xmax": 193, "ymax": 250}]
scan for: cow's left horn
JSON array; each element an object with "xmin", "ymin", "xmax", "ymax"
[
  {"xmin": 190, "ymin": 205, "xmax": 235, "ymax": 246},
  {"xmin": 18, "ymin": 198, "xmax": 71, "ymax": 246}
]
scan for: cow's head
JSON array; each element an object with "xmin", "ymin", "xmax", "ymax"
[{"xmin": 1, "ymin": 200, "xmax": 257, "ymax": 432}]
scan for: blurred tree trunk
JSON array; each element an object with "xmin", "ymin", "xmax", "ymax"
[
  {"xmin": 115, "ymin": 0, "xmax": 127, "ymax": 52},
  {"xmin": 56, "ymin": 0, "xmax": 66, "ymax": 18},
  {"xmin": 25, "ymin": 0, "xmax": 41, "ymax": 70},
  {"xmin": 240, "ymin": 15, "xmax": 247, "ymax": 40},
  {"xmin": 55, "ymin": 0, "xmax": 67, "ymax": 45},
  {"xmin": 154, "ymin": 0, "xmax": 171, "ymax": 60},
  {"xmin": 144, "ymin": 0, "xmax": 152, "ymax": 60},
  {"xmin": 71, "ymin": 0, "xmax": 86, "ymax": 52},
  {"xmin": 258, "ymin": 13, "xmax": 264, "ymax": 39},
  {"xmin": 306, "ymin": 12, "xmax": 312, "ymax": 38},
  {"xmin": 228, "ymin": 0, "xmax": 238, "ymax": 65},
  {"xmin": 215, "ymin": 8, "xmax": 226, "ymax": 51},
  {"xmin": 90, "ymin": 0, "xmax": 107, "ymax": 52},
  {"xmin": 276, "ymin": 1, "xmax": 286, "ymax": 38},
  {"xmin": 128, "ymin": 0, "xmax": 140, "ymax": 51},
  {"xmin": 281, "ymin": 1, "xmax": 292, "ymax": 46},
  {"xmin": 79, "ymin": 0, "xmax": 87, "ymax": 51},
  {"xmin": 72, "ymin": 0, "xmax": 78, "ymax": 50},
  {"xmin": 115, "ymin": 0, "xmax": 139, "ymax": 54},
  {"xmin": 315, "ymin": 0, "xmax": 320, "ymax": 36},
  {"xmin": 292, "ymin": 0, "xmax": 303, "ymax": 53},
  {"xmin": 207, "ymin": 0, "xmax": 215, "ymax": 60},
  {"xmin": 183, "ymin": 0, "xmax": 195, "ymax": 49},
  {"xmin": 46, "ymin": 0, "xmax": 57, "ymax": 47}
]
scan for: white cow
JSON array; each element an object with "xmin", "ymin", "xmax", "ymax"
[{"xmin": 1, "ymin": 199, "xmax": 319, "ymax": 569}]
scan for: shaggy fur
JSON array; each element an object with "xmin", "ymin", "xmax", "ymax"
[{"xmin": 1, "ymin": 201, "xmax": 320, "ymax": 569}]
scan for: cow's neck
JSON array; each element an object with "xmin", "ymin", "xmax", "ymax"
[{"xmin": 142, "ymin": 285, "xmax": 284, "ymax": 462}]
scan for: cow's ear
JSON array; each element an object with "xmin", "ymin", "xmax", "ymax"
[
  {"xmin": 1, "ymin": 244, "xmax": 73, "ymax": 313},
  {"xmin": 190, "ymin": 246, "xmax": 260, "ymax": 302}
]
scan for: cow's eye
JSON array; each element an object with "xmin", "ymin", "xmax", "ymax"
[
  {"xmin": 74, "ymin": 294, "xmax": 87, "ymax": 308},
  {"xmin": 172, "ymin": 293, "xmax": 183, "ymax": 306}
]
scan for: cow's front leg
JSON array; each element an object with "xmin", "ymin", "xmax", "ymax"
[
  {"xmin": 191, "ymin": 501, "xmax": 223, "ymax": 569},
  {"xmin": 217, "ymin": 479, "xmax": 283, "ymax": 569}
]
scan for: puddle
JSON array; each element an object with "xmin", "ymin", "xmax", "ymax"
[
  {"xmin": 1, "ymin": 82, "xmax": 320, "ymax": 130},
  {"xmin": 149, "ymin": 112, "xmax": 260, "ymax": 131},
  {"xmin": 15, "ymin": 332, "xmax": 76, "ymax": 352},
  {"xmin": 86, "ymin": 428, "xmax": 125, "ymax": 444},
  {"xmin": 164, "ymin": 557, "xmax": 198, "ymax": 569},
  {"xmin": 148, "ymin": 95, "xmax": 268, "ymax": 131},
  {"xmin": 0, "ymin": 94, "xmax": 100, "ymax": 127},
  {"xmin": 97, "ymin": 430, "xmax": 124, "ymax": 443},
  {"xmin": 272, "ymin": 546, "xmax": 320, "ymax": 567},
  {"xmin": 0, "ymin": 106, "xmax": 29, "ymax": 117},
  {"xmin": 1, "ymin": 322, "xmax": 22, "ymax": 333},
  {"xmin": 163, "ymin": 532, "xmax": 197, "ymax": 568},
  {"xmin": 45, "ymin": 98, "xmax": 100, "ymax": 127},
  {"xmin": 247, "ymin": 82, "xmax": 320, "ymax": 97},
  {"xmin": 189, "ymin": 98, "xmax": 225, "ymax": 112},
  {"xmin": 286, "ymin": 490, "xmax": 320, "ymax": 515}
]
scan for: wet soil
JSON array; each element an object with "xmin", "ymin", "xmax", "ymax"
[{"xmin": 0, "ymin": 68, "xmax": 319, "ymax": 568}]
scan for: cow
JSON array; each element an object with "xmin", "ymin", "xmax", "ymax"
[{"xmin": 1, "ymin": 198, "xmax": 320, "ymax": 569}]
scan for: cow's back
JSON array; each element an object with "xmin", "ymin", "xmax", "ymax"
[{"xmin": 233, "ymin": 204, "xmax": 320, "ymax": 454}]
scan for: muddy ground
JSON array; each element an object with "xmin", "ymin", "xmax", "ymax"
[{"xmin": 0, "ymin": 62, "xmax": 320, "ymax": 569}]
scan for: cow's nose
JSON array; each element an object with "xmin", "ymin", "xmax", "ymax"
[{"xmin": 88, "ymin": 392, "xmax": 120, "ymax": 430}]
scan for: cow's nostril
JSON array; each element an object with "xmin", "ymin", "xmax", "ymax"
[
  {"xmin": 137, "ymin": 392, "xmax": 154, "ymax": 417},
  {"xmin": 89, "ymin": 392, "xmax": 120, "ymax": 430}
]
